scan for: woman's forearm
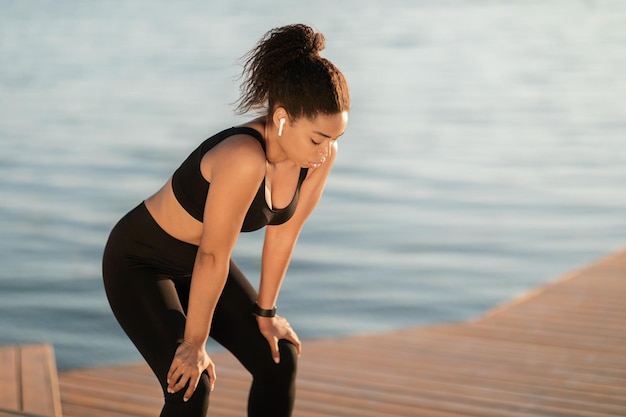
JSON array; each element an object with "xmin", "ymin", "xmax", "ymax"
[
  {"xmin": 257, "ymin": 225, "xmax": 300, "ymax": 309},
  {"xmin": 183, "ymin": 251, "xmax": 229, "ymax": 345}
]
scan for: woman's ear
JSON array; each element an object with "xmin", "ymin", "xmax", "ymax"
[{"xmin": 272, "ymin": 107, "xmax": 290, "ymax": 134}]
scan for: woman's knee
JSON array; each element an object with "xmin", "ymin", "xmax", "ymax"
[
  {"xmin": 269, "ymin": 340, "xmax": 298, "ymax": 382},
  {"xmin": 248, "ymin": 339, "xmax": 298, "ymax": 381},
  {"xmin": 161, "ymin": 371, "xmax": 211, "ymax": 417},
  {"xmin": 279, "ymin": 340, "xmax": 298, "ymax": 368}
]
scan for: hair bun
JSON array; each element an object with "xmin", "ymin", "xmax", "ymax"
[
  {"xmin": 305, "ymin": 32, "xmax": 326, "ymax": 56},
  {"xmin": 284, "ymin": 24, "xmax": 325, "ymax": 58},
  {"xmin": 236, "ymin": 23, "xmax": 349, "ymax": 116}
]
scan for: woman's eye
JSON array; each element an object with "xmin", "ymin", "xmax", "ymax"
[{"xmin": 311, "ymin": 139, "xmax": 321, "ymax": 145}]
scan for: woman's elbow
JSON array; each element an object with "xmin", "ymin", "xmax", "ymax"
[{"xmin": 195, "ymin": 249, "xmax": 228, "ymax": 270}]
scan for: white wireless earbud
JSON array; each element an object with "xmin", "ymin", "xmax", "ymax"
[{"xmin": 278, "ymin": 118, "xmax": 286, "ymax": 137}]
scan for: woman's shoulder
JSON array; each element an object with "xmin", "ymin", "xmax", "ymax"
[
  {"xmin": 212, "ymin": 128, "xmax": 265, "ymax": 159},
  {"xmin": 200, "ymin": 127, "xmax": 266, "ymax": 181},
  {"xmin": 215, "ymin": 121, "xmax": 266, "ymax": 161}
]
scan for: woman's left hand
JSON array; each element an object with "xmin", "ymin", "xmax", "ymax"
[{"xmin": 256, "ymin": 315, "xmax": 302, "ymax": 363}]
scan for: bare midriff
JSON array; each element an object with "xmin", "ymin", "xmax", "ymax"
[{"xmin": 144, "ymin": 178, "xmax": 204, "ymax": 246}]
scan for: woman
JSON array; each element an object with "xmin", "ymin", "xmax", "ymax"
[{"xmin": 102, "ymin": 24, "xmax": 350, "ymax": 416}]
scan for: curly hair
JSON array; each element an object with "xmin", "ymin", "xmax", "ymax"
[{"xmin": 235, "ymin": 24, "xmax": 350, "ymax": 119}]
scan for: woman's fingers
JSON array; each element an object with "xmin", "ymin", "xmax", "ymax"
[
  {"xmin": 168, "ymin": 367, "xmax": 199, "ymax": 397},
  {"xmin": 166, "ymin": 362, "xmax": 181, "ymax": 393},
  {"xmin": 183, "ymin": 374, "xmax": 198, "ymax": 402},
  {"xmin": 167, "ymin": 345, "xmax": 216, "ymax": 401},
  {"xmin": 281, "ymin": 317, "xmax": 302, "ymax": 356},
  {"xmin": 271, "ymin": 337, "xmax": 280, "ymax": 363},
  {"xmin": 288, "ymin": 330, "xmax": 302, "ymax": 357},
  {"xmin": 167, "ymin": 368, "xmax": 190, "ymax": 394},
  {"xmin": 259, "ymin": 326, "xmax": 281, "ymax": 363},
  {"xmin": 207, "ymin": 362, "xmax": 217, "ymax": 392},
  {"xmin": 258, "ymin": 315, "xmax": 303, "ymax": 362},
  {"xmin": 182, "ymin": 361, "xmax": 216, "ymax": 400}
]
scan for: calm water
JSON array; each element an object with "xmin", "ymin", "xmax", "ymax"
[{"xmin": 1, "ymin": 0, "xmax": 625, "ymax": 370}]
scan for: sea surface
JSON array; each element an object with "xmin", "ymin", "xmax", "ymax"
[{"xmin": 1, "ymin": 0, "xmax": 625, "ymax": 371}]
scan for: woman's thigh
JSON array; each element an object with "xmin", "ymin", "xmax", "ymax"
[{"xmin": 210, "ymin": 261, "xmax": 274, "ymax": 371}]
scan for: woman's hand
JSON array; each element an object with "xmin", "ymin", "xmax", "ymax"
[
  {"xmin": 257, "ymin": 315, "xmax": 302, "ymax": 363},
  {"xmin": 167, "ymin": 340, "xmax": 215, "ymax": 401}
]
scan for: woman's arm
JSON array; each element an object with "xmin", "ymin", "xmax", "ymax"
[
  {"xmin": 167, "ymin": 135, "xmax": 266, "ymax": 400},
  {"xmin": 256, "ymin": 142, "xmax": 338, "ymax": 361}
]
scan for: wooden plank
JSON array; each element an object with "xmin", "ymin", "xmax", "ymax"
[
  {"xmin": 20, "ymin": 345, "xmax": 62, "ymax": 417},
  {"xmin": 0, "ymin": 347, "xmax": 20, "ymax": 410},
  {"xmin": 0, "ymin": 344, "xmax": 63, "ymax": 417},
  {"xmin": 58, "ymin": 247, "xmax": 626, "ymax": 417}
]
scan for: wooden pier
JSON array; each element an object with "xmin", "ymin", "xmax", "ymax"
[{"xmin": 8, "ymin": 248, "xmax": 626, "ymax": 416}]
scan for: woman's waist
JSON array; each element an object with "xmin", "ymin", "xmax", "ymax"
[
  {"xmin": 144, "ymin": 178, "xmax": 203, "ymax": 245},
  {"xmin": 107, "ymin": 201, "xmax": 199, "ymax": 278}
]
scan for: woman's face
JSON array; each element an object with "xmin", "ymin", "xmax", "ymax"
[{"xmin": 281, "ymin": 111, "xmax": 348, "ymax": 169}]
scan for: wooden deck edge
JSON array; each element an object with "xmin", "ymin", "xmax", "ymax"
[
  {"xmin": 0, "ymin": 408, "xmax": 53, "ymax": 417},
  {"xmin": 0, "ymin": 344, "xmax": 63, "ymax": 417},
  {"xmin": 474, "ymin": 247, "xmax": 626, "ymax": 322},
  {"xmin": 31, "ymin": 345, "xmax": 63, "ymax": 417}
]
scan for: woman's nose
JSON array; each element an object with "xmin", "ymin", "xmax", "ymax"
[{"xmin": 320, "ymin": 140, "xmax": 331, "ymax": 157}]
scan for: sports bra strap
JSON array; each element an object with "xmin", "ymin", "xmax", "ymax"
[
  {"xmin": 298, "ymin": 165, "xmax": 308, "ymax": 184},
  {"xmin": 232, "ymin": 126, "xmax": 266, "ymax": 152}
]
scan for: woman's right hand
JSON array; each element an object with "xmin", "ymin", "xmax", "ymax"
[{"xmin": 167, "ymin": 340, "xmax": 215, "ymax": 401}]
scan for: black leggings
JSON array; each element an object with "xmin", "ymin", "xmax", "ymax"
[{"xmin": 102, "ymin": 203, "xmax": 297, "ymax": 417}]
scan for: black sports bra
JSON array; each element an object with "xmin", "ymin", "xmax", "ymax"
[{"xmin": 171, "ymin": 127, "xmax": 308, "ymax": 232}]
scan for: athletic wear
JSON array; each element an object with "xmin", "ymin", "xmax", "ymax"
[
  {"xmin": 171, "ymin": 126, "xmax": 308, "ymax": 231},
  {"xmin": 103, "ymin": 126, "xmax": 306, "ymax": 416},
  {"xmin": 103, "ymin": 203, "xmax": 297, "ymax": 417}
]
